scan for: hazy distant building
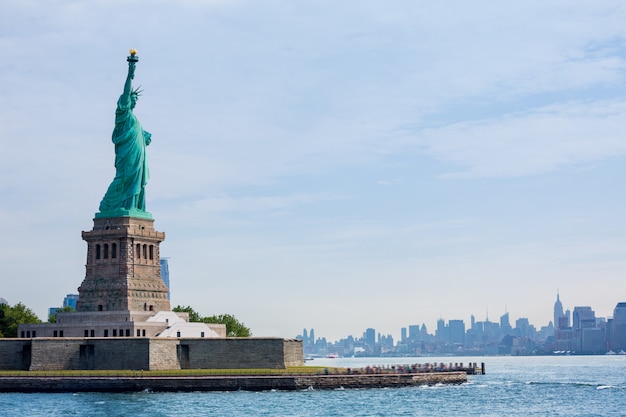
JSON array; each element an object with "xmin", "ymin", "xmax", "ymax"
[
  {"xmin": 300, "ymin": 328, "xmax": 315, "ymax": 348},
  {"xmin": 64, "ymin": 294, "xmax": 79, "ymax": 310},
  {"xmin": 554, "ymin": 292, "xmax": 565, "ymax": 329},
  {"xmin": 515, "ymin": 318, "xmax": 535, "ymax": 339},
  {"xmin": 500, "ymin": 312, "xmax": 513, "ymax": 336},
  {"xmin": 48, "ymin": 294, "xmax": 80, "ymax": 320},
  {"xmin": 435, "ymin": 319, "xmax": 448, "ymax": 342},
  {"xmin": 580, "ymin": 327, "xmax": 605, "ymax": 354},
  {"xmin": 571, "ymin": 306, "xmax": 603, "ymax": 353},
  {"xmin": 160, "ymin": 258, "xmax": 171, "ymax": 300},
  {"xmin": 611, "ymin": 302, "xmax": 626, "ymax": 352},
  {"xmin": 484, "ymin": 320, "xmax": 500, "ymax": 345},
  {"xmin": 364, "ymin": 328, "xmax": 376, "ymax": 347},
  {"xmin": 448, "ymin": 320, "xmax": 465, "ymax": 344},
  {"xmin": 0, "ymin": 297, "xmax": 8, "ymax": 305},
  {"xmin": 538, "ymin": 321, "xmax": 554, "ymax": 341},
  {"xmin": 572, "ymin": 306, "xmax": 595, "ymax": 330},
  {"xmin": 378, "ymin": 333, "xmax": 394, "ymax": 349},
  {"xmin": 408, "ymin": 324, "xmax": 420, "ymax": 342}
]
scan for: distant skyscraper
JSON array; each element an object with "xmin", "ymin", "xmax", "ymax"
[
  {"xmin": 408, "ymin": 325, "xmax": 420, "ymax": 341},
  {"xmin": 572, "ymin": 306, "xmax": 595, "ymax": 329},
  {"xmin": 500, "ymin": 312, "xmax": 512, "ymax": 336},
  {"xmin": 515, "ymin": 318, "xmax": 534, "ymax": 338},
  {"xmin": 435, "ymin": 319, "xmax": 447, "ymax": 342},
  {"xmin": 364, "ymin": 328, "xmax": 376, "ymax": 347},
  {"xmin": 63, "ymin": 294, "xmax": 79, "ymax": 310},
  {"xmin": 49, "ymin": 294, "xmax": 80, "ymax": 319},
  {"xmin": 0, "ymin": 297, "xmax": 7, "ymax": 305},
  {"xmin": 160, "ymin": 258, "xmax": 170, "ymax": 300},
  {"xmin": 554, "ymin": 291, "xmax": 564, "ymax": 329},
  {"xmin": 448, "ymin": 320, "xmax": 465, "ymax": 344},
  {"xmin": 611, "ymin": 302, "xmax": 626, "ymax": 352}
]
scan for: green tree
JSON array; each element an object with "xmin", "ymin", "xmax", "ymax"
[
  {"xmin": 48, "ymin": 306, "xmax": 75, "ymax": 323},
  {"xmin": 0, "ymin": 302, "xmax": 41, "ymax": 338},
  {"xmin": 172, "ymin": 306, "xmax": 251, "ymax": 337},
  {"xmin": 172, "ymin": 305, "xmax": 202, "ymax": 322},
  {"xmin": 203, "ymin": 314, "xmax": 251, "ymax": 337}
]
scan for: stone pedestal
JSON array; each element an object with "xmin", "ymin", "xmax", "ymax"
[
  {"xmin": 77, "ymin": 216, "xmax": 171, "ymax": 313},
  {"xmin": 18, "ymin": 216, "xmax": 226, "ymax": 341}
]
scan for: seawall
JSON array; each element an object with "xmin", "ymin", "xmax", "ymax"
[
  {"xmin": 0, "ymin": 372, "xmax": 467, "ymax": 392},
  {"xmin": 0, "ymin": 337, "xmax": 304, "ymax": 371}
]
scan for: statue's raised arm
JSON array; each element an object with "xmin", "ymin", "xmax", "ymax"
[
  {"xmin": 119, "ymin": 58, "xmax": 136, "ymax": 107},
  {"xmin": 97, "ymin": 49, "xmax": 153, "ymax": 220}
]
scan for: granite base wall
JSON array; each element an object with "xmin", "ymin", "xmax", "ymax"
[
  {"xmin": 29, "ymin": 339, "xmax": 152, "ymax": 371},
  {"xmin": 181, "ymin": 338, "xmax": 302, "ymax": 369},
  {"xmin": 0, "ymin": 338, "xmax": 303, "ymax": 371},
  {"xmin": 0, "ymin": 340, "xmax": 31, "ymax": 371},
  {"xmin": 149, "ymin": 338, "xmax": 181, "ymax": 370}
]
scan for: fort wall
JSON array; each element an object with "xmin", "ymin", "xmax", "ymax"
[
  {"xmin": 180, "ymin": 338, "xmax": 303, "ymax": 369},
  {"xmin": 149, "ymin": 338, "xmax": 180, "ymax": 370},
  {"xmin": 0, "ymin": 338, "xmax": 303, "ymax": 371},
  {"xmin": 0, "ymin": 340, "xmax": 31, "ymax": 371}
]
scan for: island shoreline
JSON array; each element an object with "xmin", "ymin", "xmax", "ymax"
[{"xmin": 0, "ymin": 372, "xmax": 468, "ymax": 392}]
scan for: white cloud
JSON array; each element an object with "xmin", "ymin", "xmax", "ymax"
[{"xmin": 416, "ymin": 100, "xmax": 626, "ymax": 178}]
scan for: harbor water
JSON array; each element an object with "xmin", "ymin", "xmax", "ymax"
[{"xmin": 1, "ymin": 355, "xmax": 624, "ymax": 416}]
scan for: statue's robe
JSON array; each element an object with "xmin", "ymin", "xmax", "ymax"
[{"xmin": 99, "ymin": 96, "xmax": 151, "ymax": 213}]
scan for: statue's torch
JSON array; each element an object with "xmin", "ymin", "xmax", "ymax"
[{"xmin": 127, "ymin": 48, "xmax": 139, "ymax": 63}]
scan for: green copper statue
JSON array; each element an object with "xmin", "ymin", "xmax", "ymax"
[{"xmin": 97, "ymin": 49, "xmax": 152, "ymax": 219}]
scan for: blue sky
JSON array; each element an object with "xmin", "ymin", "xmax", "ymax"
[{"xmin": 1, "ymin": 1, "xmax": 625, "ymax": 341}]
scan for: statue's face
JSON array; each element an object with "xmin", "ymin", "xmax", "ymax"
[{"xmin": 130, "ymin": 94, "xmax": 138, "ymax": 109}]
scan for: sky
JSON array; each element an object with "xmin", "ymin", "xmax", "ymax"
[{"xmin": 1, "ymin": 1, "xmax": 625, "ymax": 342}]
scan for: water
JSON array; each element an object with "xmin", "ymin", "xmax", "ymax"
[{"xmin": 1, "ymin": 356, "xmax": 625, "ymax": 416}]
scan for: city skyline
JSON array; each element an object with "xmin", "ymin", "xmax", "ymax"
[
  {"xmin": 299, "ymin": 297, "xmax": 626, "ymax": 357},
  {"xmin": 5, "ymin": 289, "xmax": 621, "ymax": 346},
  {"xmin": 1, "ymin": 2, "xmax": 625, "ymax": 342},
  {"xmin": 300, "ymin": 292, "xmax": 621, "ymax": 344}
]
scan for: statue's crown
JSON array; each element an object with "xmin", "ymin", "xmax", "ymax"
[{"xmin": 131, "ymin": 86, "xmax": 143, "ymax": 96}]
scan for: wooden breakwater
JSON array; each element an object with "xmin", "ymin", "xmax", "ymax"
[{"xmin": 0, "ymin": 372, "xmax": 468, "ymax": 393}]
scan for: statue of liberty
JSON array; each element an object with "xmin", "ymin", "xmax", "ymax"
[{"xmin": 97, "ymin": 49, "xmax": 152, "ymax": 219}]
